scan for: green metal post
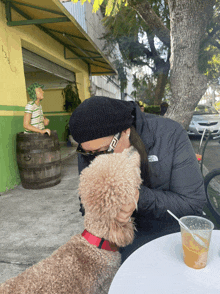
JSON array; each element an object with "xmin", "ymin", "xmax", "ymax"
[
  {"xmin": 7, "ymin": 17, "xmax": 70, "ymax": 26},
  {"xmin": 10, "ymin": 1, "xmax": 65, "ymax": 16},
  {"xmin": 5, "ymin": 0, "xmax": 12, "ymax": 22}
]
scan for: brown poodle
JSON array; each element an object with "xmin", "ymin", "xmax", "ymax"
[{"xmin": 0, "ymin": 147, "xmax": 142, "ymax": 294}]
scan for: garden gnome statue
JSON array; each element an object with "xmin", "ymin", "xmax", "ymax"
[{"xmin": 23, "ymin": 82, "xmax": 51, "ymax": 135}]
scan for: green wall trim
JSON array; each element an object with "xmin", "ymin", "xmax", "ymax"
[
  {"xmin": 0, "ymin": 105, "xmax": 25, "ymax": 111},
  {"xmin": 0, "ymin": 106, "xmax": 71, "ymax": 115},
  {"xmin": 44, "ymin": 111, "xmax": 71, "ymax": 114},
  {"xmin": 0, "ymin": 114, "xmax": 71, "ymax": 194},
  {"xmin": 0, "ymin": 116, "xmax": 23, "ymax": 193}
]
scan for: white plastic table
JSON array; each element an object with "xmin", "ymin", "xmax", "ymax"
[{"xmin": 109, "ymin": 230, "xmax": 220, "ymax": 294}]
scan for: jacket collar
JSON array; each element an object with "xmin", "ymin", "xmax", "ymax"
[{"xmin": 82, "ymin": 230, "xmax": 119, "ymax": 252}]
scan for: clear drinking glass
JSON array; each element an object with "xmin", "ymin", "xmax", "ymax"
[{"xmin": 180, "ymin": 216, "xmax": 214, "ymax": 269}]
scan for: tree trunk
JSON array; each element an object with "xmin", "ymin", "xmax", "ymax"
[
  {"xmin": 166, "ymin": 0, "xmax": 214, "ymax": 129},
  {"xmin": 154, "ymin": 72, "xmax": 169, "ymax": 105}
]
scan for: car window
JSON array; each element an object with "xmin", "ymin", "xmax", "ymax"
[{"xmin": 194, "ymin": 105, "xmax": 218, "ymax": 115}]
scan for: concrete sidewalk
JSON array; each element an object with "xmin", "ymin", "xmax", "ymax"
[{"xmin": 0, "ymin": 146, "xmax": 84, "ymax": 283}]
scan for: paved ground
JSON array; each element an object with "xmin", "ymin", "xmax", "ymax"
[
  {"xmin": 0, "ymin": 146, "xmax": 84, "ymax": 283},
  {"xmin": 190, "ymin": 136, "xmax": 220, "ymax": 177},
  {"xmin": 1, "ymin": 139, "xmax": 220, "ymax": 283}
]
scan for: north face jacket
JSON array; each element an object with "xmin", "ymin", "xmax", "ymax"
[{"xmin": 77, "ymin": 102, "xmax": 207, "ymax": 230}]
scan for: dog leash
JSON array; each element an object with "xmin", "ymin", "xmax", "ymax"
[{"xmin": 82, "ymin": 230, "xmax": 119, "ymax": 252}]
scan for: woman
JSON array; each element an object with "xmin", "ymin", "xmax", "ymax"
[{"xmin": 69, "ymin": 96, "xmax": 206, "ymax": 263}]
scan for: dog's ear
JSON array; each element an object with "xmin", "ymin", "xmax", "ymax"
[
  {"xmin": 78, "ymin": 150, "xmax": 143, "ymax": 243},
  {"xmin": 79, "ymin": 149, "xmax": 142, "ymax": 240},
  {"xmin": 109, "ymin": 221, "xmax": 135, "ymax": 247},
  {"xmin": 78, "ymin": 154, "xmax": 125, "ymax": 218},
  {"xmin": 79, "ymin": 150, "xmax": 141, "ymax": 209},
  {"xmin": 122, "ymin": 147, "xmax": 141, "ymax": 170},
  {"xmin": 80, "ymin": 150, "xmax": 142, "ymax": 210}
]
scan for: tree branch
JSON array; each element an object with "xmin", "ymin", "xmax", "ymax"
[
  {"xmin": 210, "ymin": 39, "xmax": 220, "ymax": 50},
  {"xmin": 128, "ymin": 57, "xmax": 155, "ymax": 70},
  {"xmin": 129, "ymin": 0, "xmax": 170, "ymax": 48},
  {"xmin": 147, "ymin": 33, "xmax": 158, "ymax": 57},
  {"xmin": 142, "ymin": 47, "xmax": 153, "ymax": 58}
]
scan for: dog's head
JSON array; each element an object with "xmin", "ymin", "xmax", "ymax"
[{"xmin": 78, "ymin": 147, "xmax": 142, "ymax": 247}]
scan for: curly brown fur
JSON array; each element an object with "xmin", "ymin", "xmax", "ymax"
[
  {"xmin": 0, "ymin": 147, "xmax": 142, "ymax": 294},
  {"xmin": 79, "ymin": 147, "xmax": 142, "ymax": 247},
  {"xmin": 0, "ymin": 235, "xmax": 121, "ymax": 294}
]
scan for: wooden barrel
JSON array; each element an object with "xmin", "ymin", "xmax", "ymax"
[{"xmin": 16, "ymin": 131, "xmax": 61, "ymax": 189}]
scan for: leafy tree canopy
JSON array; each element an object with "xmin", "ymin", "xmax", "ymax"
[
  {"xmin": 73, "ymin": 0, "xmax": 220, "ymax": 82},
  {"xmin": 199, "ymin": 1, "xmax": 220, "ymax": 81},
  {"xmin": 72, "ymin": 0, "xmax": 220, "ymax": 105},
  {"xmin": 73, "ymin": 0, "xmax": 128, "ymax": 16}
]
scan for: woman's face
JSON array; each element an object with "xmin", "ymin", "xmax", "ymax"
[{"xmin": 81, "ymin": 128, "xmax": 131, "ymax": 155}]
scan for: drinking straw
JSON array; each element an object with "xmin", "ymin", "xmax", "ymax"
[{"xmin": 167, "ymin": 210, "xmax": 208, "ymax": 248}]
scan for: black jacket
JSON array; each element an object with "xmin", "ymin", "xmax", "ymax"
[{"xmin": 77, "ymin": 103, "xmax": 207, "ymax": 231}]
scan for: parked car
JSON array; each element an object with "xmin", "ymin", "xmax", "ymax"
[{"xmin": 187, "ymin": 105, "xmax": 220, "ymax": 137}]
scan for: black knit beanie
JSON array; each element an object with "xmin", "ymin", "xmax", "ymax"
[{"xmin": 69, "ymin": 96, "xmax": 134, "ymax": 143}]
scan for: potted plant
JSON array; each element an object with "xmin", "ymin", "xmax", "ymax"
[{"xmin": 62, "ymin": 82, "xmax": 81, "ymax": 143}]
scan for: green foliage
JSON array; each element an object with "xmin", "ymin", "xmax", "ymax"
[
  {"xmin": 112, "ymin": 59, "xmax": 128, "ymax": 92},
  {"xmin": 145, "ymin": 105, "xmax": 160, "ymax": 114},
  {"xmin": 74, "ymin": 0, "xmax": 219, "ymax": 85},
  {"xmin": 101, "ymin": 1, "xmax": 170, "ymax": 103},
  {"xmin": 97, "ymin": 0, "xmax": 126, "ymax": 15},
  {"xmin": 73, "ymin": 0, "xmax": 169, "ymax": 21},
  {"xmin": 73, "ymin": 0, "xmax": 171, "ymax": 103},
  {"xmin": 62, "ymin": 82, "xmax": 81, "ymax": 112},
  {"xmin": 73, "ymin": 0, "xmax": 220, "ymax": 105},
  {"xmin": 73, "ymin": 0, "xmax": 126, "ymax": 15},
  {"xmin": 102, "ymin": 5, "xmax": 145, "ymax": 38},
  {"xmin": 199, "ymin": 43, "xmax": 220, "ymax": 80},
  {"xmin": 131, "ymin": 74, "xmax": 157, "ymax": 105},
  {"xmin": 101, "ymin": 5, "xmax": 150, "ymax": 67},
  {"xmin": 198, "ymin": 1, "xmax": 220, "ymax": 81}
]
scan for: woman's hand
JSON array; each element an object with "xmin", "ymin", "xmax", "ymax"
[{"xmin": 116, "ymin": 190, "xmax": 139, "ymax": 225}]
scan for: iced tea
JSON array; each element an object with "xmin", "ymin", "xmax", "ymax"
[{"xmin": 182, "ymin": 231, "xmax": 209, "ymax": 269}]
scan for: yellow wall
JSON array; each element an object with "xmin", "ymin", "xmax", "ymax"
[
  {"xmin": 0, "ymin": 1, "xmax": 90, "ymax": 108},
  {"xmin": 26, "ymin": 90, "xmax": 64, "ymax": 112},
  {"xmin": 41, "ymin": 90, "xmax": 64, "ymax": 112},
  {"xmin": 0, "ymin": 8, "xmax": 27, "ymax": 106},
  {"xmin": 0, "ymin": 1, "xmax": 91, "ymax": 193}
]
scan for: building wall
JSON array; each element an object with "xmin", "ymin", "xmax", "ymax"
[
  {"xmin": 41, "ymin": 90, "xmax": 64, "ymax": 112},
  {"xmin": 62, "ymin": 1, "xmax": 121, "ymax": 99},
  {"xmin": 90, "ymin": 76, "xmax": 120, "ymax": 99},
  {"xmin": 62, "ymin": 1, "xmax": 87, "ymax": 32},
  {"xmin": 85, "ymin": 2, "xmax": 121, "ymax": 99},
  {"xmin": 85, "ymin": 2, "xmax": 106, "ymax": 54},
  {"xmin": 0, "ymin": 1, "xmax": 90, "ymax": 193}
]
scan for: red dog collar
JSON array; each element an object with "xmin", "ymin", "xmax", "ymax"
[{"xmin": 82, "ymin": 230, "xmax": 119, "ymax": 252}]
